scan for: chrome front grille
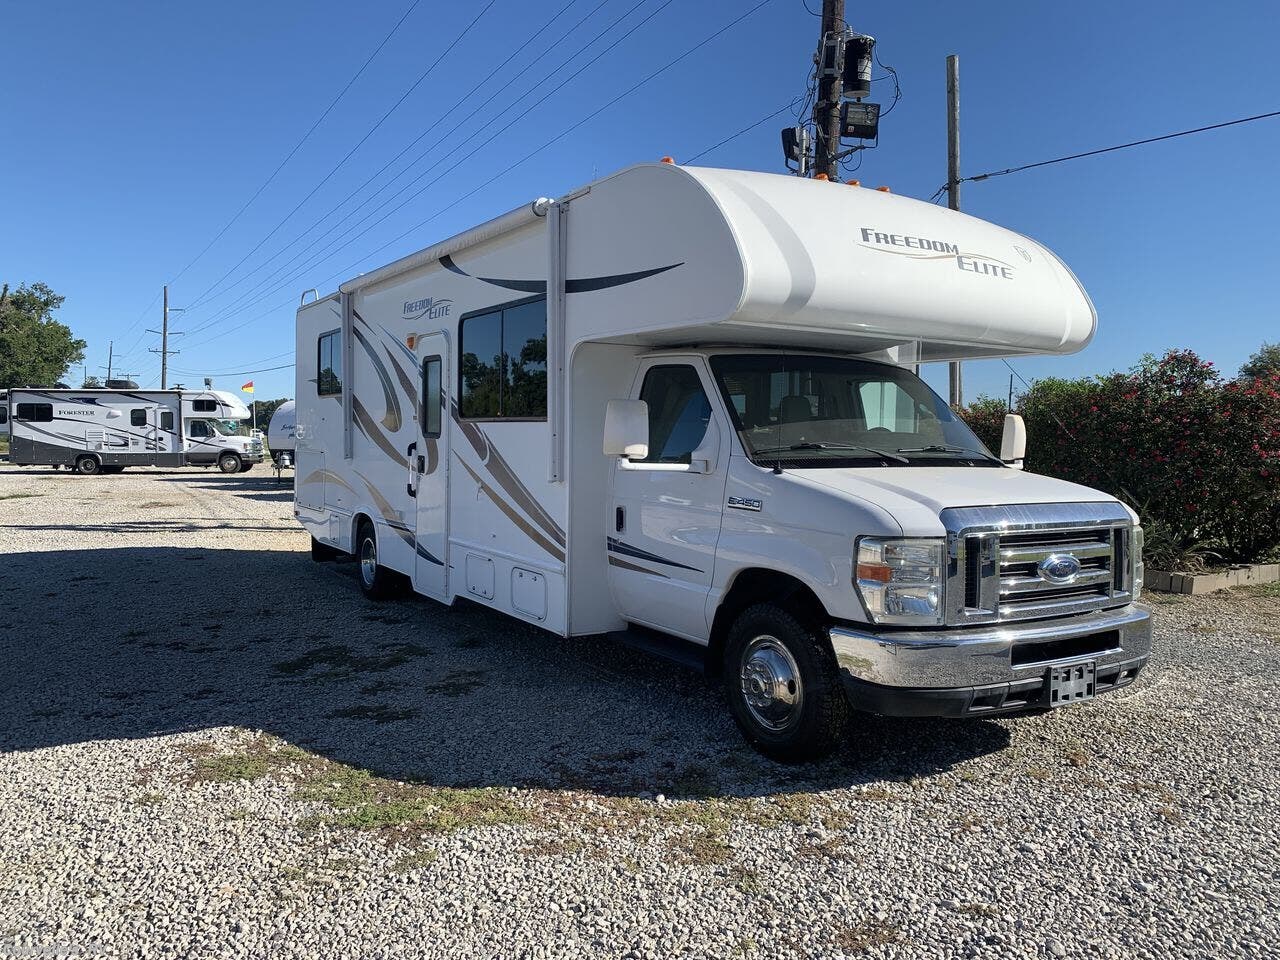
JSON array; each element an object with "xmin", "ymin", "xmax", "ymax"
[{"xmin": 942, "ymin": 502, "xmax": 1135, "ymax": 626}]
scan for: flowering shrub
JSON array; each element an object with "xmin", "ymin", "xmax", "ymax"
[{"xmin": 957, "ymin": 350, "xmax": 1280, "ymax": 566}]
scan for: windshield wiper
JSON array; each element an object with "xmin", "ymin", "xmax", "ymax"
[
  {"xmin": 896, "ymin": 444, "xmax": 1001, "ymax": 463},
  {"xmin": 755, "ymin": 442, "xmax": 908, "ymax": 464}
]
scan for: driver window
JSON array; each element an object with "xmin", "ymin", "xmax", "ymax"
[
  {"xmin": 189, "ymin": 421, "xmax": 209, "ymax": 439},
  {"xmin": 637, "ymin": 365, "xmax": 712, "ymax": 465}
]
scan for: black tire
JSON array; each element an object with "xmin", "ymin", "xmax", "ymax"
[
  {"xmin": 723, "ymin": 603, "xmax": 849, "ymax": 764},
  {"xmin": 75, "ymin": 455, "xmax": 101, "ymax": 476},
  {"xmin": 310, "ymin": 536, "xmax": 341, "ymax": 562},
  {"xmin": 239, "ymin": 462, "xmax": 255, "ymax": 472},
  {"xmin": 218, "ymin": 453, "xmax": 242, "ymax": 474},
  {"xmin": 355, "ymin": 519, "xmax": 398, "ymax": 600}
]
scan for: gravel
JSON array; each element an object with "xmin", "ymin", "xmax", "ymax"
[{"xmin": 0, "ymin": 463, "xmax": 1277, "ymax": 959}]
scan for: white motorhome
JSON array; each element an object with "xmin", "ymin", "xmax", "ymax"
[
  {"xmin": 7, "ymin": 387, "xmax": 264, "ymax": 475},
  {"xmin": 294, "ymin": 163, "xmax": 1150, "ymax": 761},
  {"xmin": 267, "ymin": 400, "xmax": 297, "ymax": 467}
]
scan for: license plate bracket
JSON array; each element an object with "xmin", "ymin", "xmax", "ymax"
[{"xmin": 1048, "ymin": 661, "xmax": 1096, "ymax": 707}]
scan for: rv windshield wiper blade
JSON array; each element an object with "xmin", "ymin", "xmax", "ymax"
[
  {"xmin": 755, "ymin": 442, "xmax": 908, "ymax": 464},
  {"xmin": 896, "ymin": 444, "xmax": 1001, "ymax": 463}
]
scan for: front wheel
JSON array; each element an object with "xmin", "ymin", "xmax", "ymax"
[
  {"xmin": 218, "ymin": 453, "xmax": 242, "ymax": 474},
  {"xmin": 239, "ymin": 462, "xmax": 255, "ymax": 472},
  {"xmin": 724, "ymin": 603, "xmax": 849, "ymax": 764}
]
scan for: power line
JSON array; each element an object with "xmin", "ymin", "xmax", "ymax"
[
  {"xmin": 183, "ymin": 0, "xmax": 775, "ymax": 351},
  {"xmin": 182, "ymin": 0, "xmax": 685, "ymax": 345},
  {"xmin": 183, "ymin": 0, "xmax": 500, "ymax": 312},
  {"xmin": 164, "ymin": 0, "xmax": 426, "ymax": 291},
  {"xmin": 685, "ymin": 100, "xmax": 799, "ymax": 163},
  {"xmin": 180, "ymin": 0, "xmax": 615, "ymax": 337},
  {"xmin": 929, "ymin": 108, "xmax": 1280, "ymax": 202},
  {"xmin": 171, "ymin": 361, "xmax": 296, "ymax": 378}
]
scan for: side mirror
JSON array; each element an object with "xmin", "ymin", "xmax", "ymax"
[
  {"xmin": 1000, "ymin": 413, "xmax": 1026, "ymax": 469},
  {"xmin": 687, "ymin": 417, "xmax": 720, "ymax": 474},
  {"xmin": 603, "ymin": 399, "xmax": 649, "ymax": 459}
]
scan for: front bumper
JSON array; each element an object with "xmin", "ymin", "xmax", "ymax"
[{"xmin": 830, "ymin": 604, "xmax": 1151, "ymax": 717}]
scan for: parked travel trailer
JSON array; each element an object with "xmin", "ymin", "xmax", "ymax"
[
  {"xmin": 267, "ymin": 400, "xmax": 296, "ymax": 467},
  {"xmin": 6, "ymin": 387, "xmax": 264, "ymax": 474},
  {"xmin": 294, "ymin": 162, "xmax": 1149, "ymax": 761}
]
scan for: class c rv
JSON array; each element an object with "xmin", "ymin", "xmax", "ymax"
[
  {"xmin": 6, "ymin": 387, "xmax": 264, "ymax": 475},
  {"xmin": 294, "ymin": 163, "xmax": 1150, "ymax": 762}
]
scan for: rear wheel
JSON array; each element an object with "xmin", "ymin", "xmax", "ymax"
[
  {"xmin": 75, "ymin": 455, "xmax": 101, "ymax": 476},
  {"xmin": 724, "ymin": 603, "xmax": 849, "ymax": 763},
  {"xmin": 218, "ymin": 453, "xmax": 242, "ymax": 474},
  {"xmin": 356, "ymin": 519, "xmax": 398, "ymax": 600}
]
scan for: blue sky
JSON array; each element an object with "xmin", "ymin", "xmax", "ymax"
[{"xmin": 3, "ymin": 0, "xmax": 1278, "ymax": 403}]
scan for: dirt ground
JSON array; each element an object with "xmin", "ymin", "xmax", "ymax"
[{"xmin": 1, "ymin": 464, "xmax": 1277, "ymax": 960}]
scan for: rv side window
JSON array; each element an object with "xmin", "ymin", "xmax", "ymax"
[
  {"xmin": 317, "ymin": 330, "xmax": 342, "ymax": 396},
  {"xmin": 636, "ymin": 366, "xmax": 712, "ymax": 465},
  {"xmin": 192, "ymin": 399, "xmax": 217, "ymax": 413},
  {"xmin": 15, "ymin": 403, "xmax": 53, "ymax": 422},
  {"xmin": 0, "ymin": 407, "xmax": 7, "ymax": 425},
  {"xmin": 459, "ymin": 298, "xmax": 546, "ymax": 419},
  {"xmin": 189, "ymin": 421, "xmax": 209, "ymax": 438},
  {"xmin": 131, "ymin": 409, "xmax": 147, "ymax": 426},
  {"xmin": 161, "ymin": 411, "xmax": 174, "ymax": 431},
  {"xmin": 421, "ymin": 356, "xmax": 442, "ymax": 438}
]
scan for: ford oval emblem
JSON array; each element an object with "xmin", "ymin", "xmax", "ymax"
[{"xmin": 1039, "ymin": 553, "xmax": 1082, "ymax": 584}]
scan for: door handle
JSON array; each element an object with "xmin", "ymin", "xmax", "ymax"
[
  {"xmin": 417, "ymin": 455, "xmax": 426, "ymax": 473},
  {"xmin": 406, "ymin": 442, "xmax": 419, "ymax": 498},
  {"xmin": 615, "ymin": 506, "xmax": 625, "ymax": 533}
]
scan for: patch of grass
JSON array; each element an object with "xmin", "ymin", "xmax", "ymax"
[
  {"xmin": 274, "ymin": 642, "xmax": 429, "ymax": 681},
  {"xmin": 193, "ymin": 753, "xmax": 271, "ymax": 783},
  {"xmin": 423, "ymin": 669, "xmax": 487, "ymax": 697},
  {"xmin": 0, "ymin": 492, "xmax": 42, "ymax": 501},
  {"xmin": 834, "ymin": 920, "xmax": 902, "ymax": 952},
  {"xmin": 953, "ymin": 902, "xmax": 1000, "ymax": 918},
  {"xmin": 1064, "ymin": 747, "xmax": 1090, "ymax": 768},
  {"xmin": 326, "ymin": 703, "xmax": 417, "ymax": 724},
  {"xmin": 137, "ymin": 501, "xmax": 178, "ymax": 509},
  {"xmin": 391, "ymin": 849, "xmax": 440, "ymax": 873},
  {"xmin": 729, "ymin": 865, "xmax": 764, "ymax": 896},
  {"xmin": 1240, "ymin": 580, "xmax": 1280, "ymax": 599},
  {"xmin": 133, "ymin": 791, "xmax": 166, "ymax": 806}
]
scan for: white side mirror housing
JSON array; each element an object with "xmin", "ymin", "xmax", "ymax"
[
  {"xmin": 603, "ymin": 399, "xmax": 649, "ymax": 459},
  {"xmin": 687, "ymin": 417, "xmax": 720, "ymax": 474},
  {"xmin": 1000, "ymin": 413, "xmax": 1027, "ymax": 469}
]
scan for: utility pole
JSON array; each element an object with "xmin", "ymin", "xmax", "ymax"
[
  {"xmin": 147, "ymin": 285, "xmax": 185, "ymax": 389},
  {"xmin": 812, "ymin": 0, "xmax": 846, "ymax": 180},
  {"xmin": 100, "ymin": 340, "xmax": 114, "ymax": 382},
  {"xmin": 946, "ymin": 54, "xmax": 964, "ymax": 409}
]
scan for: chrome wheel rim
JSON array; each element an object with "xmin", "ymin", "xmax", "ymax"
[
  {"xmin": 359, "ymin": 535, "xmax": 377, "ymax": 587},
  {"xmin": 739, "ymin": 635, "xmax": 803, "ymax": 732}
]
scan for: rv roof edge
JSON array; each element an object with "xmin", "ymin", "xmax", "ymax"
[{"xmin": 337, "ymin": 197, "xmax": 553, "ymax": 298}]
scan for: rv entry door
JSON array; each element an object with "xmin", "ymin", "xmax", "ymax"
[{"xmin": 412, "ymin": 332, "xmax": 449, "ymax": 600}]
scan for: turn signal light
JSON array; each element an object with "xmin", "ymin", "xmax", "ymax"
[{"xmin": 856, "ymin": 562, "xmax": 892, "ymax": 583}]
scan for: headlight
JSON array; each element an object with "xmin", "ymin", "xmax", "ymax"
[
  {"xmin": 1131, "ymin": 526, "xmax": 1144, "ymax": 600},
  {"xmin": 855, "ymin": 537, "xmax": 945, "ymax": 626}
]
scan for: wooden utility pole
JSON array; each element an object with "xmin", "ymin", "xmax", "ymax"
[
  {"xmin": 812, "ymin": 0, "xmax": 846, "ymax": 180},
  {"xmin": 946, "ymin": 54, "xmax": 963, "ymax": 408},
  {"xmin": 161, "ymin": 285, "xmax": 169, "ymax": 389},
  {"xmin": 147, "ymin": 285, "xmax": 183, "ymax": 389},
  {"xmin": 100, "ymin": 340, "xmax": 114, "ymax": 382}
]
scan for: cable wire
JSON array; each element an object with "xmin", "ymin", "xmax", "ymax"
[
  {"xmin": 182, "ymin": 0, "xmax": 499, "ymax": 312},
  {"xmin": 930, "ymin": 109, "xmax": 1280, "ymax": 201},
  {"xmin": 685, "ymin": 100, "xmax": 799, "ymax": 164}
]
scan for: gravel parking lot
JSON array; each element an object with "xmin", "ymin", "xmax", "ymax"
[{"xmin": 0, "ymin": 464, "xmax": 1277, "ymax": 959}]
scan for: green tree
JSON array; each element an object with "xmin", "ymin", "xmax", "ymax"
[
  {"xmin": 81, "ymin": 375, "xmax": 103, "ymax": 388},
  {"xmin": 1240, "ymin": 342, "xmax": 1280, "ymax": 380},
  {"xmin": 0, "ymin": 282, "xmax": 86, "ymax": 389}
]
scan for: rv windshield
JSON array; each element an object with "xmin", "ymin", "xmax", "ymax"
[
  {"xmin": 209, "ymin": 419, "xmax": 240, "ymax": 436},
  {"xmin": 709, "ymin": 354, "xmax": 998, "ymax": 468}
]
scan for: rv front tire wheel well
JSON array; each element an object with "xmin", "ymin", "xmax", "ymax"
[{"xmin": 707, "ymin": 569, "xmax": 829, "ymax": 678}]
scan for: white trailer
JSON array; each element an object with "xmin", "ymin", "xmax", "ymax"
[
  {"xmin": 267, "ymin": 400, "xmax": 297, "ymax": 467},
  {"xmin": 294, "ymin": 162, "xmax": 1149, "ymax": 761},
  {"xmin": 7, "ymin": 387, "xmax": 264, "ymax": 475}
]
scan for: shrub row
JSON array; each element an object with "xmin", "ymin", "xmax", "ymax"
[{"xmin": 957, "ymin": 350, "xmax": 1280, "ymax": 567}]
